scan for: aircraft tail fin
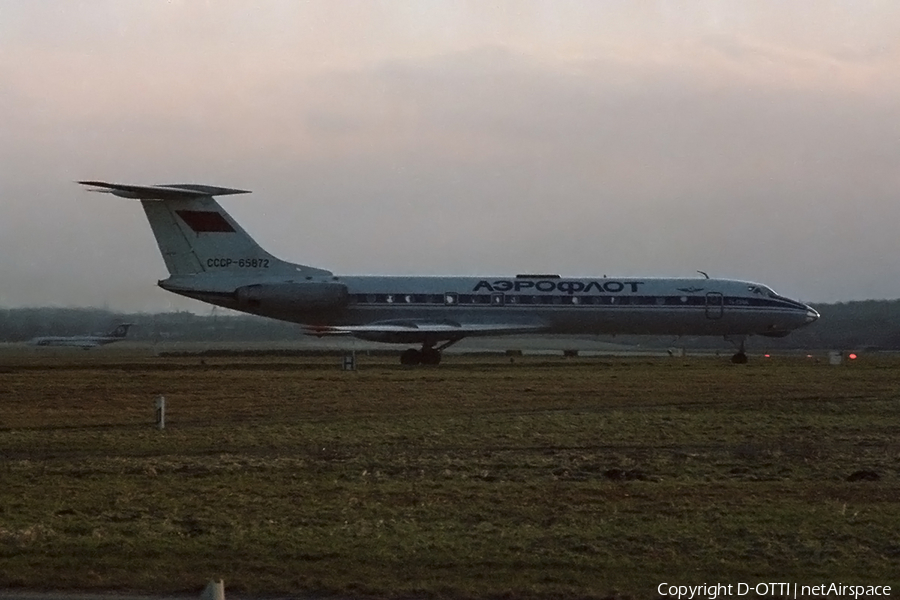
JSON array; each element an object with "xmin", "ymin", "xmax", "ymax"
[{"xmin": 79, "ymin": 181, "xmax": 331, "ymax": 279}]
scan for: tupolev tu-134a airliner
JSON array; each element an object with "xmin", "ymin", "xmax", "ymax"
[
  {"xmin": 31, "ymin": 323, "xmax": 133, "ymax": 349},
  {"xmin": 79, "ymin": 181, "xmax": 818, "ymax": 365}
]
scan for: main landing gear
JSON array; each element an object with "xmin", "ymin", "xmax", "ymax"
[
  {"xmin": 400, "ymin": 347, "xmax": 440, "ymax": 365},
  {"xmin": 727, "ymin": 335, "xmax": 748, "ymax": 364},
  {"xmin": 399, "ymin": 339, "xmax": 462, "ymax": 366}
]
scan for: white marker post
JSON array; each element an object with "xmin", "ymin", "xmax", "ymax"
[
  {"xmin": 155, "ymin": 395, "xmax": 166, "ymax": 430},
  {"xmin": 342, "ymin": 351, "xmax": 357, "ymax": 371},
  {"xmin": 200, "ymin": 579, "xmax": 225, "ymax": 600}
]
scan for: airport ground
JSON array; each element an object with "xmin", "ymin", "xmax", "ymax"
[{"xmin": 0, "ymin": 346, "xmax": 898, "ymax": 599}]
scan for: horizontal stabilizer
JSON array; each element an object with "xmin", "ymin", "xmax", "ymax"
[{"xmin": 78, "ymin": 181, "xmax": 250, "ymax": 200}]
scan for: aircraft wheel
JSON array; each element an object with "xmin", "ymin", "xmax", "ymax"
[
  {"xmin": 400, "ymin": 348, "xmax": 422, "ymax": 366},
  {"xmin": 731, "ymin": 351, "xmax": 748, "ymax": 364},
  {"xmin": 421, "ymin": 348, "xmax": 442, "ymax": 365}
]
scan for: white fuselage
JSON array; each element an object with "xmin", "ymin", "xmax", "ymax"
[{"xmin": 162, "ymin": 274, "xmax": 818, "ymax": 342}]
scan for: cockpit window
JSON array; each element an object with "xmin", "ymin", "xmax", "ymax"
[
  {"xmin": 753, "ymin": 285, "xmax": 793, "ymax": 302},
  {"xmin": 748, "ymin": 285, "xmax": 780, "ymax": 298}
]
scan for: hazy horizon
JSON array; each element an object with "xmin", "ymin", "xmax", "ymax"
[{"xmin": 3, "ymin": 2, "xmax": 899, "ymax": 312}]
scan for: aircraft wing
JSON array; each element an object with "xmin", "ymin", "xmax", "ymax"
[{"xmin": 304, "ymin": 319, "xmax": 546, "ymax": 343}]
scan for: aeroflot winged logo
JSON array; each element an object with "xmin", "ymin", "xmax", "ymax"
[
  {"xmin": 176, "ymin": 210, "xmax": 235, "ymax": 233},
  {"xmin": 473, "ymin": 279, "xmax": 644, "ymax": 294}
]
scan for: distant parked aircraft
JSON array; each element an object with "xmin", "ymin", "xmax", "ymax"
[
  {"xmin": 79, "ymin": 181, "xmax": 818, "ymax": 365},
  {"xmin": 31, "ymin": 323, "xmax": 134, "ymax": 349}
]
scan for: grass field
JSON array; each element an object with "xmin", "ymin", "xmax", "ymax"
[{"xmin": 0, "ymin": 349, "xmax": 898, "ymax": 599}]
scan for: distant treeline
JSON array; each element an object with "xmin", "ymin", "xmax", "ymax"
[
  {"xmin": 1, "ymin": 301, "xmax": 898, "ymax": 350},
  {"xmin": 754, "ymin": 300, "xmax": 900, "ymax": 351},
  {"xmin": 617, "ymin": 300, "xmax": 900, "ymax": 351},
  {"xmin": 0, "ymin": 308, "xmax": 303, "ymax": 344}
]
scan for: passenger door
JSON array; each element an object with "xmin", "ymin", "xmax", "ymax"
[{"xmin": 705, "ymin": 292, "xmax": 723, "ymax": 319}]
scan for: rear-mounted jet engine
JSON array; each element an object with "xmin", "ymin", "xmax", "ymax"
[{"xmin": 235, "ymin": 282, "xmax": 348, "ymax": 312}]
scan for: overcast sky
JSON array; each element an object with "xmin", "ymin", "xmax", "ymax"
[{"xmin": 2, "ymin": 1, "xmax": 899, "ymax": 311}]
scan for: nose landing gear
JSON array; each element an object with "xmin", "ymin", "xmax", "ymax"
[{"xmin": 726, "ymin": 335, "xmax": 748, "ymax": 364}]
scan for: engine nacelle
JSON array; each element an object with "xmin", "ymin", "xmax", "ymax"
[{"xmin": 235, "ymin": 282, "xmax": 349, "ymax": 312}]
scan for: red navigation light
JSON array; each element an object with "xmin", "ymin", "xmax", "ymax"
[
  {"xmin": 764, "ymin": 354, "xmax": 771, "ymax": 358},
  {"xmin": 849, "ymin": 353, "xmax": 858, "ymax": 360}
]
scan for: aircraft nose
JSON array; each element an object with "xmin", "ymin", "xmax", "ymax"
[{"xmin": 805, "ymin": 306, "xmax": 819, "ymax": 324}]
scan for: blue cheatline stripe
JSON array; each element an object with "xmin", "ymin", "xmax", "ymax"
[
  {"xmin": 185, "ymin": 289, "xmax": 807, "ymax": 312},
  {"xmin": 350, "ymin": 294, "xmax": 805, "ymax": 310}
]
